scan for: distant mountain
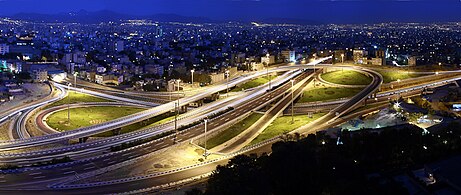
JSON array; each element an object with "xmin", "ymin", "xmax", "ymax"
[
  {"xmin": 261, "ymin": 18, "xmax": 322, "ymax": 25},
  {"xmin": 5, "ymin": 10, "xmax": 320, "ymax": 25},
  {"xmin": 7, "ymin": 10, "xmax": 217, "ymax": 23}
]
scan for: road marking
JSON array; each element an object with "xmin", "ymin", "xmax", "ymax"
[
  {"xmin": 83, "ymin": 163, "xmax": 94, "ymax": 167},
  {"xmin": 108, "ymin": 161, "xmax": 116, "ymax": 164},
  {"xmin": 63, "ymin": 171, "xmax": 75, "ymax": 175},
  {"xmin": 224, "ymin": 118, "xmax": 230, "ymax": 122},
  {"xmin": 28, "ymin": 172, "xmax": 42, "ymax": 176},
  {"xmin": 83, "ymin": 166, "xmax": 95, "ymax": 171},
  {"xmin": 33, "ymin": 176, "xmax": 46, "ymax": 179},
  {"xmin": 121, "ymin": 152, "xmax": 132, "ymax": 157},
  {"xmin": 103, "ymin": 158, "xmax": 111, "ymax": 162},
  {"xmin": 0, "ymin": 180, "xmax": 6, "ymax": 183}
]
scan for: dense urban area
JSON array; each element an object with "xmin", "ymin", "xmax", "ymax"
[{"xmin": 1, "ymin": 13, "xmax": 461, "ymax": 194}]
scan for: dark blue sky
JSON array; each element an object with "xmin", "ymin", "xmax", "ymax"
[{"xmin": 1, "ymin": 0, "xmax": 461, "ymax": 23}]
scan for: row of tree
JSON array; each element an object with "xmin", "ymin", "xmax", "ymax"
[{"xmin": 188, "ymin": 121, "xmax": 461, "ymax": 195}]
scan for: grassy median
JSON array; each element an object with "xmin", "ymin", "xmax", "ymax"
[
  {"xmin": 203, "ymin": 113, "xmax": 263, "ymax": 149},
  {"xmin": 372, "ymin": 70, "xmax": 421, "ymax": 83},
  {"xmin": 47, "ymin": 91, "xmax": 111, "ymax": 108},
  {"xmin": 231, "ymin": 75, "xmax": 278, "ymax": 92},
  {"xmin": 321, "ymin": 70, "xmax": 372, "ymax": 85},
  {"xmin": 298, "ymin": 87, "xmax": 363, "ymax": 103},
  {"xmin": 250, "ymin": 113, "xmax": 325, "ymax": 145},
  {"xmin": 47, "ymin": 106, "xmax": 146, "ymax": 132}
]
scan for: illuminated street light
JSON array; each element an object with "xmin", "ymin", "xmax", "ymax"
[
  {"xmin": 203, "ymin": 119, "xmax": 209, "ymax": 159},
  {"xmin": 67, "ymin": 83, "xmax": 71, "ymax": 124},
  {"xmin": 73, "ymin": 72, "xmax": 77, "ymax": 90},
  {"xmin": 291, "ymin": 80, "xmax": 295, "ymax": 124},
  {"xmin": 266, "ymin": 53, "xmax": 272, "ymax": 90},
  {"xmin": 190, "ymin": 69, "xmax": 195, "ymax": 86},
  {"xmin": 225, "ymin": 70, "xmax": 230, "ymax": 97},
  {"xmin": 174, "ymin": 79, "xmax": 181, "ymax": 143}
]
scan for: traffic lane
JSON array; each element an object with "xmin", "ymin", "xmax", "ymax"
[
  {"xmin": 219, "ymin": 73, "xmax": 314, "ymax": 153},
  {"xmin": 0, "ymin": 71, "xmax": 310, "ymax": 186},
  {"xmin": 0, "ymin": 69, "xmax": 279, "ymax": 150},
  {"xmin": 54, "ymin": 141, "xmax": 275, "ymax": 194}
]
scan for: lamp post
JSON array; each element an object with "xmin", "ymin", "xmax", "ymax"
[
  {"xmin": 67, "ymin": 83, "xmax": 71, "ymax": 124},
  {"xmin": 291, "ymin": 79, "xmax": 295, "ymax": 124},
  {"xmin": 203, "ymin": 119, "xmax": 208, "ymax": 159},
  {"xmin": 73, "ymin": 72, "xmax": 77, "ymax": 89},
  {"xmin": 266, "ymin": 53, "xmax": 271, "ymax": 90},
  {"xmin": 174, "ymin": 79, "xmax": 181, "ymax": 143},
  {"xmin": 174, "ymin": 102, "xmax": 178, "ymax": 142},
  {"xmin": 176, "ymin": 79, "xmax": 181, "ymax": 111},
  {"xmin": 341, "ymin": 53, "xmax": 345, "ymax": 64},
  {"xmin": 225, "ymin": 70, "xmax": 230, "ymax": 97},
  {"xmin": 190, "ymin": 69, "xmax": 194, "ymax": 87}
]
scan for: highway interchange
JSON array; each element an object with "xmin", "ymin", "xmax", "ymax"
[{"xmin": 1, "ymin": 56, "xmax": 461, "ymax": 194}]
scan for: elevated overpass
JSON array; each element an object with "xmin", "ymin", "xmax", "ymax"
[{"xmin": 0, "ymin": 57, "xmax": 332, "ymax": 151}]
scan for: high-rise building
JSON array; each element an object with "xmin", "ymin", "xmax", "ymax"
[
  {"xmin": 115, "ymin": 41, "xmax": 124, "ymax": 52},
  {"xmin": 0, "ymin": 44, "xmax": 9, "ymax": 55},
  {"xmin": 156, "ymin": 25, "xmax": 163, "ymax": 38},
  {"xmin": 333, "ymin": 50, "xmax": 346, "ymax": 64},
  {"xmin": 375, "ymin": 50, "xmax": 385, "ymax": 58},
  {"xmin": 353, "ymin": 49, "xmax": 367, "ymax": 64},
  {"xmin": 261, "ymin": 55, "xmax": 275, "ymax": 65},
  {"xmin": 281, "ymin": 50, "xmax": 296, "ymax": 62}
]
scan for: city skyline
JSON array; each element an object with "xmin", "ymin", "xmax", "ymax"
[
  {"xmin": 1, "ymin": 1, "xmax": 461, "ymax": 194},
  {"xmin": 1, "ymin": 0, "xmax": 461, "ymax": 23}
]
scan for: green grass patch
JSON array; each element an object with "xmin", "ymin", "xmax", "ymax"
[
  {"xmin": 372, "ymin": 70, "xmax": 421, "ymax": 83},
  {"xmin": 298, "ymin": 87, "xmax": 363, "ymax": 103},
  {"xmin": 94, "ymin": 111, "xmax": 175, "ymax": 137},
  {"xmin": 47, "ymin": 106, "xmax": 146, "ymax": 132},
  {"xmin": 203, "ymin": 113, "xmax": 263, "ymax": 149},
  {"xmin": 321, "ymin": 70, "xmax": 372, "ymax": 85},
  {"xmin": 250, "ymin": 113, "xmax": 325, "ymax": 145},
  {"xmin": 231, "ymin": 75, "xmax": 278, "ymax": 92},
  {"xmin": 47, "ymin": 91, "xmax": 111, "ymax": 108}
]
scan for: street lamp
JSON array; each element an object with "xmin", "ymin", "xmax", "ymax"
[
  {"xmin": 73, "ymin": 72, "xmax": 77, "ymax": 89},
  {"xmin": 174, "ymin": 79, "xmax": 181, "ymax": 142},
  {"xmin": 190, "ymin": 69, "xmax": 195, "ymax": 86},
  {"xmin": 225, "ymin": 70, "xmax": 230, "ymax": 97},
  {"xmin": 266, "ymin": 53, "xmax": 272, "ymax": 90},
  {"xmin": 174, "ymin": 102, "xmax": 178, "ymax": 143},
  {"xmin": 203, "ymin": 119, "xmax": 209, "ymax": 159},
  {"xmin": 67, "ymin": 83, "xmax": 71, "ymax": 124},
  {"xmin": 291, "ymin": 79, "xmax": 295, "ymax": 124}
]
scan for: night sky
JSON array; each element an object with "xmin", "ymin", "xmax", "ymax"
[{"xmin": 1, "ymin": 0, "xmax": 461, "ymax": 23}]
